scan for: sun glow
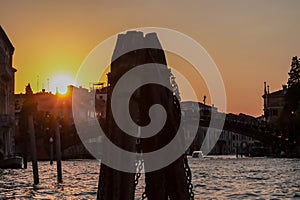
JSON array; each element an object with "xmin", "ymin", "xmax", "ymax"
[{"xmin": 50, "ymin": 74, "xmax": 74, "ymax": 94}]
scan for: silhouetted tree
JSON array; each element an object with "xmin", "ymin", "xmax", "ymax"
[
  {"xmin": 283, "ymin": 57, "xmax": 300, "ymax": 147},
  {"xmin": 286, "ymin": 57, "xmax": 300, "ymax": 113},
  {"xmin": 287, "ymin": 56, "xmax": 300, "ymax": 88}
]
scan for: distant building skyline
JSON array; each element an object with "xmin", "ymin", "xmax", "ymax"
[{"xmin": 1, "ymin": 1, "xmax": 300, "ymax": 116}]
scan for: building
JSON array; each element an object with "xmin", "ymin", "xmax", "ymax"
[
  {"xmin": 15, "ymin": 85, "xmax": 97, "ymax": 128},
  {"xmin": 262, "ymin": 82, "xmax": 287, "ymax": 125},
  {"xmin": 0, "ymin": 26, "xmax": 17, "ymax": 162},
  {"xmin": 14, "ymin": 85, "xmax": 105, "ymax": 159},
  {"xmin": 15, "ymin": 89, "xmax": 60, "ymax": 159},
  {"xmin": 181, "ymin": 101, "xmax": 257, "ymax": 155},
  {"xmin": 92, "ymin": 83, "xmax": 107, "ymax": 120},
  {"xmin": 181, "ymin": 101, "xmax": 216, "ymax": 153}
]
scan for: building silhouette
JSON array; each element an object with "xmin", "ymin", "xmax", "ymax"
[
  {"xmin": 181, "ymin": 101, "xmax": 258, "ymax": 155},
  {"xmin": 263, "ymin": 83, "xmax": 287, "ymax": 125},
  {"xmin": 0, "ymin": 26, "xmax": 17, "ymax": 164},
  {"xmin": 15, "ymin": 86, "xmax": 93, "ymax": 159}
]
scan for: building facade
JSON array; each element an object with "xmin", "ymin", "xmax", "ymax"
[
  {"xmin": 181, "ymin": 101, "xmax": 258, "ymax": 155},
  {"xmin": 14, "ymin": 85, "xmax": 106, "ymax": 159},
  {"xmin": 0, "ymin": 26, "xmax": 17, "ymax": 160},
  {"xmin": 263, "ymin": 82, "xmax": 287, "ymax": 125}
]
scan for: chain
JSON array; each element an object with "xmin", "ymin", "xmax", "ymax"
[
  {"xmin": 169, "ymin": 69, "xmax": 181, "ymax": 102},
  {"xmin": 134, "ymin": 156, "xmax": 147, "ymax": 199},
  {"xmin": 134, "ymin": 158, "xmax": 143, "ymax": 187},
  {"xmin": 183, "ymin": 155, "xmax": 194, "ymax": 200},
  {"xmin": 135, "ymin": 126, "xmax": 143, "ymax": 188},
  {"xmin": 134, "ymin": 125, "xmax": 147, "ymax": 200}
]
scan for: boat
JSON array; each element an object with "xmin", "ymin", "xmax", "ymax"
[
  {"xmin": 192, "ymin": 151, "xmax": 204, "ymax": 158},
  {"xmin": 0, "ymin": 156, "xmax": 23, "ymax": 169}
]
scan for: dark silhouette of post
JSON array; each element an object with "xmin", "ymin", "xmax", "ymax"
[
  {"xmin": 28, "ymin": 115, "xmax": 39, "ymax": 185},
  {"xmin": 97, "ymin": 31, "xmax": 190, "ymax": 200},
  {"xmin": 22, "ymin": 140, "xmax": 28, "ymax": 169},
  {"xmin": 20, "ymin": 84, "xmax": 36, "ymax": 169},
  {"xmin": 49, "ymin": 137, "xmax": 53, "ymax": 165},
  {"xmin": 55, "ymin": 122, "xmax": 63, "ymax": 183}
]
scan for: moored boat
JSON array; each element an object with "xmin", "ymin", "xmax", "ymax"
[{"xmin": 192, "ymin": 151, "xmax": 204, "ymax": 158}]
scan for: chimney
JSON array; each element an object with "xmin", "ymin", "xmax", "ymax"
[
  {"xmin": 282, "ymin": 85, "xmax": 287, "ymax": 90},
  {"xmin": 264, "ymin": 82, "xmax": 267, "ymax": 96},
  {"xmin": 282, "ymin": 84, "xmax": 287, "ymax": 94}
]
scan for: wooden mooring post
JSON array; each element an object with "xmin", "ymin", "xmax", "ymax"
[
  {"xmin": 22, "ymin": 139, "xmax": 28, "ymax": 169},
  {"xmin": 97, "ymin": 31, "xmax": 191, "ymax": 200},
  {"xmin": 55, "ymin": 122, "xmax": 63, "ymax": 183},
  {"xmin": 28, "ymin": 115, "xmax": 39, "ymax": 185},
  {"xmin": 49, "ymin": 137, "xmax": 54, "ymax": 165}
]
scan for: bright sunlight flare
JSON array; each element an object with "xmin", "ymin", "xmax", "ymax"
[{"xmin": 49, "ymin": 74, "xmax": 74, "ymax": 94}]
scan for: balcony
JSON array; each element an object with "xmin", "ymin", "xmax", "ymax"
[{"xmin": 0, "ymin": 114, "xmax": 13, "ymax": 128}]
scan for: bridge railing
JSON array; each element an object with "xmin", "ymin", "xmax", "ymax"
[{"xmin": 182, "ymin": 110, "xmax": 287, "ymax": 144}]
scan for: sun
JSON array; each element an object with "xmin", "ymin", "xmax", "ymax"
[{"xmin": 50, "ymin": 74, "xmax": 74, "ymax": 94}]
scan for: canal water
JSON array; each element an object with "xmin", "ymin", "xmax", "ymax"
[{"xmin": 1, "ymin": 156, "xmax": 299, "ymax": 199}]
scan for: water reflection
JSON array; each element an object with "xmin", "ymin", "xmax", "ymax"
[{"xmin": 0, "ymin": 157, "xmax": 299, "ymax": 199}]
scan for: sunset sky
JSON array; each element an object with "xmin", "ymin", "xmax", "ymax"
[{"xmin": 1, "ymin": 0, "xmax": 300, "ymax": 117}]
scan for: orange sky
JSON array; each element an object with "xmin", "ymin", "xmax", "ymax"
[{"xmin": 1, "ymin": 0, "xmax": 300, "ymax": 117}]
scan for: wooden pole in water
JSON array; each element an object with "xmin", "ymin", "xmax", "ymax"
[
  {"xmin": 23, "ymin": 139, "xmax": 28, "ymax": 169},
  {"xmin": 49, "ymin": 137, "xmax": 54, "ymax": 165},
  {"xmin": 55, "ymin": 122, "xmax": 62, "ymax": 183},
  {"xmin": 28, "ymin": 115, "xmax": 39, "ymax": 185},
  {"xmin": 98, "ymin": 31, "xmax": 192, "ymax": 199}
]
